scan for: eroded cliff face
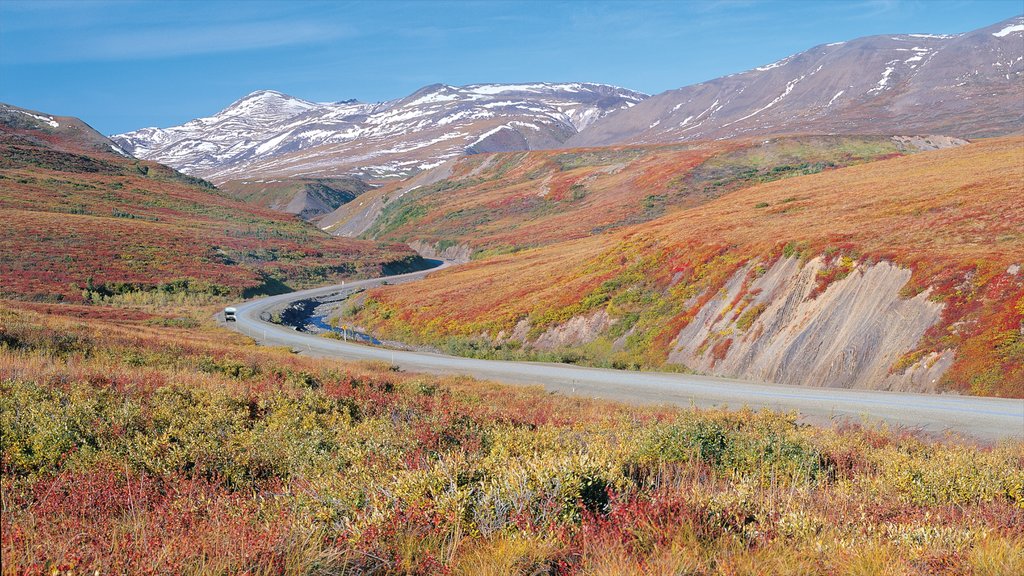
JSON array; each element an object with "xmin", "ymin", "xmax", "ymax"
[
  {"xmin": 533, "ymin": 309, "xmax": 614, "ymax": 351},
  {"xmin": 485, "ymin": 255, "xmax": 951, "ymax": 390},
  {"xmin": 667, "ymin": 257, "xmax": 951, "ymax": 391},
  {"xmin": 408, "ymin": 240, "xmax": 473, "ymax": 264}
]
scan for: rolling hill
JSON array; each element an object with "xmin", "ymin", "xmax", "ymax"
[
  {"xmin": 345, "ymin": 137, "xmax": 1024, "ymax": 397},
  {"xmin": 340, "ymin": 135, "xmax": 957, "ymax": 256},
  {"xmin": 0, "ymin": 103, "xmax": 423, "ymax": 303}
]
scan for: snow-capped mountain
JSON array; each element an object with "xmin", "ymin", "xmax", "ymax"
[
  {"xmin": 113, "ymin": 17, "xmax": 1022, "ymax": 185},
  {"xmin": 569, "ymin": 16, "xmax": 1024, "ymax": 147},
  {"xmin": 113, "ymin": 83, "xmax": 647, "ymax": 183}
]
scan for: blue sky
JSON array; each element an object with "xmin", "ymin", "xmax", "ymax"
[{"xmin": 1, "ymin": 0, "xmax": 1020, "ymax": 135}]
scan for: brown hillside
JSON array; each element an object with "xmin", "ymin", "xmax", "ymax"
[
  {"xmin": 0, "ymin": 106, "xmax": 421, "ymax": 302},
  {"xmin": 352, "ymin": 137, "xmax": 1024, "ymax": 397}
]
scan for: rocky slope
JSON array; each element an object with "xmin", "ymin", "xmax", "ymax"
[
  {"xmin": 667, "ymin": 257, "xmax": 951, "ymax": 392},
  {"xmin": 112, "ymin": 84, "xmax": 647, "ymax": 183},
  {"xmin": 569, "ymin": 16, "xmax": 1024, "ymax": 147}
]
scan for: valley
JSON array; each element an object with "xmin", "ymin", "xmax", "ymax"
[{"xmin": 224, "ymin": 264, "xmax": 1024, "ymax": 441}]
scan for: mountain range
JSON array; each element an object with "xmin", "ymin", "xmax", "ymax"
[
  {"xmin": 112, "ymin": 83, "xmax": 646, "ymax": 183},
  {"xmin": 570, "ymin": 16, "xmax": 1024, "ymax": 147},
  {"xmin": 113, "ymin": 16, "xmax": 1023, "ymax": 191}
]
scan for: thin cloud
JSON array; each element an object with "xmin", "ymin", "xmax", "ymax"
[
  {"xmin": 2, "ymin": 17, "xmax": 353, "ymax": 63},
  {"xmin": 92, "ymin": 21, "xmax": 353, "ymax": 60}
]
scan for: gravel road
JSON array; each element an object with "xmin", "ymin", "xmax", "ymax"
[{"xmin": 227, "ymin": 261, "xmax": 1024, "ymax": 442}]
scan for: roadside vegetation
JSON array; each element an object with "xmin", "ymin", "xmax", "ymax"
[
  {"xmin": 2, "ymin": 302, "xmax": 1022, "ymax": 575},
  {"xmin": 2, "ymin": 113, "xmax": 1020, "ymax": 573}
]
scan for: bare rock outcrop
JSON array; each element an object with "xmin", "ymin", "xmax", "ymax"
[
  {"xmin": 533, "ymin": 309, "xmax": 614, "ymax": 351},
  {"xmin": 669, "ymin": 257, "xmax": 948, "ymax": 391},
  {"xmin": 892, "ymin": 135, "xmax": 969, "ymax": 151},
  {"xmin": 408, "ymin": 240, "xmax": 472, "ymax": 264}
]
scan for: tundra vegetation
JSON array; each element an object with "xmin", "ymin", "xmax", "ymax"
[
  {"xmin": 0, "ymin": 132, "xmax": 421, "ymax": 304},
  {"xmin": 1, "ymin": 117, "xmax": 1021, "ymax": 574},
  {"xmin": 2, "ymin": 302, "xmax": 1022, "ymax": 575},
  {"xmin": 358, "ymin": 136, "xmax": 911, "ymax": 253},
  {"xmin": 349, "ymin": 137, "xmax": 1024, "ymax": 397}
]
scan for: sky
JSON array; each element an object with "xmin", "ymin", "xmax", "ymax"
[{"xmin": 1, "ymin": 0, "xmax": 1021, "ymax": 135}]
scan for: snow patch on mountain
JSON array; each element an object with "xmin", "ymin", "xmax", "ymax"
[
  {"xmin": 16, "ymin": 109, "xmax": 59, "ymax": 128},
  {"xmin": 756, "ymin": 56, "xmax": 793, "ymax": 72},
  {"xmin": 869, "ymin": 61, "xmax": 900, "ymax": 93},
  {"xmin": 993, "ymin": 23, "xmax": 1024, "ymax": 37},
  {"xmin": 566, "ymin": 16, "xmax": 1024, "ymax": 148},
  {"xmin": 114, "ymin": 83, "xmax": 648, "ymax": 182}
]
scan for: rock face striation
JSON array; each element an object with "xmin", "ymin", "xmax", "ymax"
[
  {"xmin": 112, "ymin": 84, "xmax": 646, "ymax": 183},
  {"xmin": 569, "ymin": 16, "xmax": 1024, "ymax": 147},
  {"xmin": 667, "ymin": 257, "xmax": 951, "ymax": 391}
]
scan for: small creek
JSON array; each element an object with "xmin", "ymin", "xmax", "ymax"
[{"xmin": 273, "ymin": 287, "xmax": 381, "ymax": 345}]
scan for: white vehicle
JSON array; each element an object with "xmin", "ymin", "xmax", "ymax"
[{"xmin": 224, "ymin": 307, "xmax": 237, "ymax": 322}]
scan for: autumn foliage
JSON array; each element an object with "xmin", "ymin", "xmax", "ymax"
[
  {"xmin": 360, "ymin": 135, "xmax": 909, "ymax": 254},
  {"xmin": 2, "ymin": 302, "xmax": 1022, "ymax": 575},
  {"xmin": 354, "ymin": 137, "xmax": 1024, "ymax": 397},
  {"xmin": 0, "ymin": 131, "xmax": 420, "ymax": 303}
]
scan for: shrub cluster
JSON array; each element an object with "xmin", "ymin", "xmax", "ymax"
[{"xmin": 1, "ymin": 303, "xmax": 1021, "ymax": 575}]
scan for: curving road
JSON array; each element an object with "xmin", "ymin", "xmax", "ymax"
[{"xmin": 226, "ymin": 261, "xmax": 1024, "ymax": 442}]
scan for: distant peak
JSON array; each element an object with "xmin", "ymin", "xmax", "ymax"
[
  {"xmin": 459, "ymin": 81, "xmax": 647, "ymax": 98},
  {"xmin": 220, "ymin": 90, "xmax": 294, "ymax": 111},
  {"xmin": 216, "ymin": 89, "xmax": 319, "ymax": 120},
  {"xmin": 241, "ymin": 89, "xmax": 292, "ymax": 100},
  {"xmin": 411, "ymin": 83, "xmax": 451, "ymax": 95}
]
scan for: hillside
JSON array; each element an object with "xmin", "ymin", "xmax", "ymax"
[
  {"xmin": 346, "ymin": 137, "xmax": 1024, "ymax": 397},
  {"xmin": 570, "ymin": 16, "xmax": 1024, "ymax": 147},
  {"xmin": 112, "ymin": 84, "xmax": 647, "ymax": 183},
  {"xmin": 342, "ymin": 135, "xmax": 952, "ymax": 255},
  {"xmin": 0, "ymin": 103, "xmax": 423, "ymax": 303},
  {"xmin": 0, "ymin": 104, "xmax": 135, "ymax": 158}
]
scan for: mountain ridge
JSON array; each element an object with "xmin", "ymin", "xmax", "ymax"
[
  {"xmin": 568, "ymin": 15, "xmax": 1024, "ymax": 146},
  {"xmin": 111, "ymin": 16, "xmax": 1022, "ymax": 188},
  {"xmin": 112, "ymin": 82, "xmax": 647, "ymax": 183}
]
